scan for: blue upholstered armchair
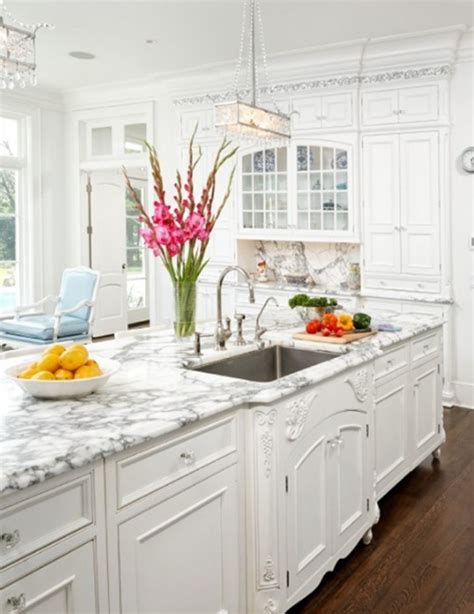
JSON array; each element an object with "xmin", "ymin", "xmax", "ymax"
[{"xmin": 0, "ymin": 267, "xmax": 100, "ymax": 345}]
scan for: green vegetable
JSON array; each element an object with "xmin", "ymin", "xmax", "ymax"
[
  {"xmin": 353, "ymin": 312, "xmax": 371, "ymax": 330},
  {"xmin": 288, "ymin": 294, "xmax": 310, "ymax": 309},
  {"xmin": 329, "ymin": 298, "xmax": 338, "ymax": 307}
]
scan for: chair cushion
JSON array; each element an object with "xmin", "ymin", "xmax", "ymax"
[
  {"xmin": 58, "ymin": 269, "xmax": 98, "ymax": 322},
  {"xmin": 0, "ymin": 315, "xmax": 89, "ymax": 341}
]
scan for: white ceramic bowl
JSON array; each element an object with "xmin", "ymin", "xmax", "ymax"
[{"xmin": 5, "ymin": 356, "xmax": 121, "ymax": 399}]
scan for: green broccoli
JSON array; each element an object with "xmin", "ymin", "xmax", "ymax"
[{"xmin": 288, "ymin": 294, "xmax": 310, "ymax": 309}]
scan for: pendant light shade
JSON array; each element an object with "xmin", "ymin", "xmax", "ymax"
[{"xmin": 215, "ymin": 0, "xmax": 290, "ymax": 142}]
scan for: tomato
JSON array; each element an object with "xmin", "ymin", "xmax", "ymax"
[
  {"xmin": 322, "ymin": 328, "xmax": 331, "ymax": 337},
  {"xmin": 335, "ymin": 329, "xmax": 344, "ymax": 337},
  {"xmin": 322, "ymin": 313, "xmax": 338, "ymax": 328},
  {"xmin": 305, "ymin": 320, "xmax": 321, "ymax": 334}
]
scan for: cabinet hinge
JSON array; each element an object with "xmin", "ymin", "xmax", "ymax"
[
  {"xmin": 366, "ymin": 498, "xmax": 370, "ymax": 512},
  {"xmin": 286, "ymin": 570, "xmax": 290, "ymax": 587},
  {"xmin": 285, "ymin": 475, "xmax": 288, "ymax": 493},
  {"xmin": 86, "ymin": 226, "xmax": 93, "ymax": 235},
  {"xmin": 438, "ymin": 424, "xmax": 441, "ymax": 434},
  {"xmin": 366, "ymin": 424, "xmax": 369, "ymax": 438}
]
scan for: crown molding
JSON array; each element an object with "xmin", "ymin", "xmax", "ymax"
[{"xmin": 0, "ymin": 87, "xmax": 64, "ymax": 112}]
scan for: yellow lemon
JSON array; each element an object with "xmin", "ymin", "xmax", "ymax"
[
  {"xmin": 85, "ymin": 359, "xmax": 102, "ymax": 377},
  {"xmin": 69, "ymin": 344, "xmax": 88, "ymax": 361},
  {"xmin": 36, "ymin": 353, "xmax": 61, "ymax": 373},
  {"xmin": 74, "ymin": 365, "xmax": 97, "ymax": 379},
  {"xmin": 32, "ymin": 370, "xmax": 55, "ymax": 380},
  {"xmin": 55, "ymin": 368, "xmax": 74, "ymax": 381},
  {"xmin": 43, "ymin": 344, "xmax": 66, "ymax": 357},
  {"xmin": 59, "ymin": 348, "xmax": 87, "ymax": 371},
  {"xmin": 18, "ymin": 366, "xmax": 39, "ymax": 379}
]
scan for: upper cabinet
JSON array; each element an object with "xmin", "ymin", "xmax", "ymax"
[
  {"xmin": 180, "ymin": 108, "xmax": 216, "ymax": 141},
  {"xmin": 292, "ymin": 93, "xmax": 354, "ymax": 131},
  {"xmin": 84, "ymin": 117, "xmax": 148, "ymax": 161},
  {"xmin": 239, "ymin": 140, "xmax": 355, "ymax": 241},
  {"xmin": 361, "ymin": 85, "xmax": 440, "ymax": 127}
]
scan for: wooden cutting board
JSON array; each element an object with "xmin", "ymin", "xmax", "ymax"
[{"xmin": 293, "ymin": 329, "xmax": 377, "ymax": 344}]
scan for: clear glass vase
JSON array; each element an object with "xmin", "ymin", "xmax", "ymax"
[{"xmin": 173, "ymin": 281, "xmax": 197, "ymax": 339}]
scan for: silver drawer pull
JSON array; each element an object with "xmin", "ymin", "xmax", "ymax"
[
  {"xmin": 180, "ymin": 451, "xmax": 196, "ymax": 466},
  {"xmin": 387, "ymin": 359, "xmax": 394, "ymax": 366},
  {"xmin": 1, "ymin": 530, "xmax": 20, "ymax": 549},
  {"xmin": 7, "ymin": 594, "xmax": 26, "ymax": 611}
]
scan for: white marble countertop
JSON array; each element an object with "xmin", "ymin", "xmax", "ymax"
[{"xmin": 0, "ymin": 311, "xmax": 443, "ymax": 495}]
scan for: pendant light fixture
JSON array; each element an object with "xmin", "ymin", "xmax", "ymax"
[{"xmin": 215, "ymin": 0, "xmax": 290, "ymax": 142}]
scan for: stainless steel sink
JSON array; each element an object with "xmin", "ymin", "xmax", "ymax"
[{"xmin": 192, "ymin": 345, "xmax": 337, "ymax": 383}]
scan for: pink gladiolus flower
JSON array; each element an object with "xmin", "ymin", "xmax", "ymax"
[
  {"xmin": 184, "ymin": 212, "xmax": 206, "ymax": 239},
  {"xmin": 167, "ymin": 243, "xmax": 181, "ymax": 257}
]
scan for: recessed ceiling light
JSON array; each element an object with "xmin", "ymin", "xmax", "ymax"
[
  {"xmin": 145, "ymin": 39, "xmax": 159, "ymax": 45},
  {"xmin": 69, "ymin": 51, "xmax": 95, "ymax": 60}
]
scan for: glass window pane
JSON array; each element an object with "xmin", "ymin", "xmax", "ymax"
[
  {"xmin": 254, "ymin": 212, "xmax": 264, "ymax": 228},
  {"xmin": 277, "ymin": 174, "xmax": 287, "ymax": 191},
  {"xmin": 265, "ymin": 194, "xmax": 275, "ymax": 211},
  {"xmin": 323, "ymin": 172, "xmax": 334, "ymax": 190},
  {"xmin": 127, "ymin": 277, "xmax": 146, "ymax": 310},
  {"xmin": 124, "ymin": 123, "xmax": 146, "ymax": 154},
  {"xmin": 336, "ymin": 192, "xmax": 348, "ymax": 211},
  {"xmin": 265, "ymin": 212, "xmax": 275, "ymax": 228},
  {"xmin": 0, "ymin": 117, "xmax": 19, "ymax": 156},
  {"xmin": 127, "ymin": 218, "xmax": 141, "ymax": 247},
  {"xmin": 297, "ymin": 146, "xmax": 308, "ymax": 171},
  {"xmin": 264, "ymin": 149, "xmax": 276, "ymax": 172},
  {"xmin": 297, "ymin": 174, "xmax": 308, "ymax": 191},
  {"xmin": 336, "ymin": 148, "xmax": 348, "ymax": 169},
  {"xmin": 0, "ymin": 217, "xmax": 16, "ymax": 261},
  {"xmin": 336, "ymin": 212, "xmax": 349, "ymax": 231},
  {"xmin": 127, "ymin": 248, "xmax": 143, "ymax": 272},
  {"xmin": 265, "ymin": 174, "xmax": 275, "ymax": 191},
  {"xmin": 254, "ymin": 193, "xmax": 263, "ymax": 210},
  {"xmin": 310, "ymin": 173, "xmax": 321, "ymax": 190},
  {"xmin": 310, "ymin": 212, "xmax": 321, "ymax": 230},
  {"xmin": 243, "ymin": 212, "xmax": 253, "ymax": 228},
  {"xmin": 242, "ymin": 154, "xmax": 252, "ymax": 172},
  {"xmin": 322, "ymin": 147, "xmax": 334, "ymax": 170},
  {"xmin": 91, "ymin": 126, "xmax": 112, "ymax": 156},
  {"xmin": 323, "ymin": 192, "xmax": 335, "ymax": 210},
  {"xmin": 309, "ymin": 146, "xmax": 320, "ymax": 170},
  {"xmin": 277, "ymin": 147, "xmax": 287, "ymax": 171},
  {"xmin": 243, "ymin": 194, "xmax": 253, "ymax": 211},
  {"xmin": 0, "ymin": 262, "xmax": 17, "ymax": 313},
  {"xmin": 254, "ymin": 174, "xmax": 264, "ymax": 191},
  {"xmin": 253, "ymin": 151, "xmax": 264, "ymax": 172},
  {"xmin": 277, "ymin": 194, "xmax": 287, "ymax": 210},
  {"xmin": 277, "ymin": 213, "xmax": 287, "ymax": 229},
  {"xmin": 297, "ymin": 193, "xmax": 308, "ymax": 210},
  {"xmin": 297, "ymin": 212, "xmax": 308, "ymax": 229},
  {"xmin": 242, "ymin": 174, "xmax": 252, "ymax": 191},
  {"xmin": 310, "ymin": 193, "xmax": 321, "ymax": 210},
  {"xmin": 323, "ymin": 211, "xmax": 335, "ymax": 230},
  {"xmin": 0, "ymin": 169, "xmax": 16, "ymax": 214},
  {"xmin": 336, "ymin": 171, "xmax": 348, "ymax": 190}
]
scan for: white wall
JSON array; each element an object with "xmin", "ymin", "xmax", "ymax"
[{"xmin": 449, "ymin": 49, "xmax": 474, "ymax": 408}]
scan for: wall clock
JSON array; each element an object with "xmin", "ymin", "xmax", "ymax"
[{"xmin": 461, "ymin": 147, "xmax": 474, "ymax": 173}]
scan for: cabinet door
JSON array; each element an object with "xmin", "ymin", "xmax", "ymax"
[
  {"xmin": 399, "ymin": 132, "xmax": 440, "ymax": 276},
  {"xmin": 362, "ymin": 135, "xmax": 401, "ymax": 273},
  {"xmin": 292, "ymin": 96, "xmax": 323, "ymax": 130},
  {"xmin": 285, "ymin": 418, "xmax": 332, "ymax": 605},
  {"xmin": 119, "ymin": 467, "xmax": 240, "ymax": 614},
  {"xmin": 330, "ymin": 411, "xmax": 370, "ymax": 555},
  {"xmin": 0, "ymin": 543, "xmax": 97, "ymax": 613},
  {"xmin": 399, "ymin": 85, "xmax": 439, "ymax": 123},
  {"xmin": 374, "ymin": 374, "xmax": 411, "ymax": 499},
  {"xmin": 361, "ymin": 89, "xmax": 399, "ymax": 125},
  {"xmin": 320, "ymin": 93, "xmax": 353, "ymax": 128},
  {"xmin": 411, "ymin": 359, "xmax": 442, "ymax": 465}
]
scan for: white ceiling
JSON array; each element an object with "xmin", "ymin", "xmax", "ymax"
[{"xmin": 6, "ymin": 0, "xmax": 474, "ymax": 92}]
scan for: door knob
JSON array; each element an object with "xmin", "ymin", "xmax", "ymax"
[{"xmin": 122, "ymin": 263, "xmax": 127, "ymax": 271}]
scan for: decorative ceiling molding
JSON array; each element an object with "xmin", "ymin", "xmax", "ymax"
[{"xmin": 173, "ymin": 64, "xmax": 453, "ymax": 106}]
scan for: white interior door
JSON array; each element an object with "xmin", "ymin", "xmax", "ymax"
[{"xmin": 87, "ymin": 170, "xmax": 128, "ymax": 337}]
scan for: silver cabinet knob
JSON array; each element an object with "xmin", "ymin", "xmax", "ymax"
[
  {"xmin": 7, "ymin": 594, "xmax": 26, "ymax": 611},
  {"xmin": 335, "ymin": 436, "xmax": 343, "ymax": 445},
  {"xmin": 327, "ymin": 438, "xmax": 337, "ymax": 449},
  {"xmin": 1, "ymin": 530, "xmax": 20, "ymax": 549},
  {"xmin": 180, "ymin": 451, "xmax": 196, "ymax": 466}
]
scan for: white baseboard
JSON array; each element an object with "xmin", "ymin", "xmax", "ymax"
[{"xmin": 452, "ymin": 380, "xmax": 474, "ymax": 410}]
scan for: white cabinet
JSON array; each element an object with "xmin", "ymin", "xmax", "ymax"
[
  {"xmin": 118, "ymin": 466, "xmax": 241, "ymax": 614},
  {"xmin": 362, "ymin": 131, "xmax": 440, "ymax": 281},
  {"xmin": 374, "ymin": 371, "xmax": 411, "ymax": 498},
  {"xmin": 293, "ymin": 93, "xmax": 353, "ymax": 130},
  {"xmin": 361, "ymin": 85, "xmax": 439, "ymax": 126},
  {"xmin": 412, "ymin": 357, "xmax": 442, "ymax": 465},
  {"xmin": 285, "ymin": 410, "xmax": 370, "ymax": 606},
  {"xmin": 180, "ymin": 108, "xmax": 215, "ymax": 140},
  {"xmin": 0, "ymin": 542, "xmax": 97, "ymax": 614}
]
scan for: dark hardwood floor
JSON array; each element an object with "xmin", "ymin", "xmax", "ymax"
[{"xmin": 290, "ymin": 407, "xmax": 474, "ymax": 614}]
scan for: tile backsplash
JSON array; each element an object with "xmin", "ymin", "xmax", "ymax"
[{"xmin": 242, "ymin": 241, "xmax": 361, "ymax": 290}]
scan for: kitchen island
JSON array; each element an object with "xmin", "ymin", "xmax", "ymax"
[{"xmin": 0, "ymin": 312, "xmax": 445, "ymax": 613}]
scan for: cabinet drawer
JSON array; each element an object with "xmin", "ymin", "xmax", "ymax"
[
  {"xmin": 374, "ymin": 344, "xmax": 409, "ymax": 381},
  {"xmin": 115, "ymin": 415, "xmax": 238, "ymax": 508},
  {"xmin": 0, "ymin": 542, "xmax": 97, "ymax": 613},
  {"xmin": 365, "ymin": 274, "xmax": 441, "ymax": 294},
  {"xmin": 0, "ymin": 474, "xmax": 94, "ymax": 569},
  {"xmin": 412, "ymin": 331, "xmax": 440, "ymax": 364}
]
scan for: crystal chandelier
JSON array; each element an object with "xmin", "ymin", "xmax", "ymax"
[
  {"xmin": 215, "ymin": 0, "xmax": 290, "ymax": 142},
  {"xmin": 0, "ymin": 5, "xmax": 53, "ymax": 90}
]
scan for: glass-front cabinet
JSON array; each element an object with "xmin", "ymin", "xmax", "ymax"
[{"xmin": 239, "ymin": 141, "xmax": 353, "ymax": 240}]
